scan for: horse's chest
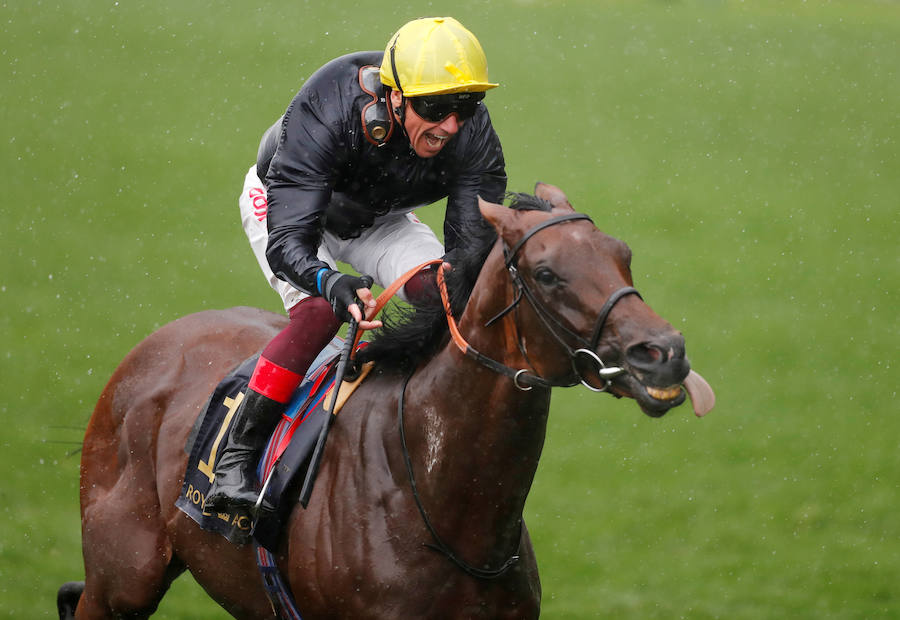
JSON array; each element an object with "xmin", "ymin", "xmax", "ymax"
[{"xmin": 303, "ymin": 578, "xmax": 539, "ymax": 620}]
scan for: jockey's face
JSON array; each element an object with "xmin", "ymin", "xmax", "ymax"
[{"xmin": 390, "ymin": 90, "xmax": 462, "ymax": 158}]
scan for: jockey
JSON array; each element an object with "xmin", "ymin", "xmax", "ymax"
[{"xmin": 205, "ymin": 17, "xmax": 507, "ymax": 517}]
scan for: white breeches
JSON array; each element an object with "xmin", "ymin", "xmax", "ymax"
[{"xmin": 238, "ymin": 165, "xmax": 444, "ymax": 312}]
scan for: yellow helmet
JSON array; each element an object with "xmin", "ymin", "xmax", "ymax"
[{"xmin": 380, "ymin": 17, "xmax": 499, "ymax": 97}]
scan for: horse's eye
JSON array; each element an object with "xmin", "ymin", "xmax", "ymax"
[{"xmin": 533, "ymin": 267, "xmax": 560, "ymax": 287}]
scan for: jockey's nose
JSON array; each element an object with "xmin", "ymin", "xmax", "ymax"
[{"xmin": 438, "ymin": 113, "xmax": 461, "ymax": 133}]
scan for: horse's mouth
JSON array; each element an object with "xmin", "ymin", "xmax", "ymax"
[
  {"xmin": 610, "ymin": 374, "xmax": 687, "ymax": 417},
  {"xmin": 609, "ymin": 369, "xmax": 716, "ymax": 417}
]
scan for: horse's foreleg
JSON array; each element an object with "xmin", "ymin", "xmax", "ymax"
[{"xmin": 57, "ymin": 581, "xmax": 84, "ymax": 619}]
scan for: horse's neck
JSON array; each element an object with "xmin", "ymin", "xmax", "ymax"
[
  {"xmin": 405, "ymin": 354, "xmax": 550, "ymax": 559},
  {"xmin": 408, "ymin": 348, "xmax": 551, "ymax": 476},
  {"xmin": 400, "ymin": 257, "xmax": 552, "ymax": 561}
]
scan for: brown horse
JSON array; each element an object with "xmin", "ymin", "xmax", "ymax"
[{"xmin": 59, "ymin": 184, "xmax": 712, "ymax": 619}]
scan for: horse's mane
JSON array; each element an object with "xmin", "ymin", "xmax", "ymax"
[{"xmin": 356, "ymin": 193, "xmax": 552, "ymax": 370}]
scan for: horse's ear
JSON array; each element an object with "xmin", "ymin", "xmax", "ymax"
[
  {"xmin": 534, "ymin": 182, "xmax": 574, "ymax": 213},
  {"xmin": 478, "ymin": 196, "xmax": 510, "ymax": 232}
]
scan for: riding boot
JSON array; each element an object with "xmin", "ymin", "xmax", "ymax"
[
  {"xmin": 204, "ymin": 298, "xmax": 340, "ymax": 515},
  {"xmin": 204, "ymin": 387, "xmax": 285, "ymax": 514}
]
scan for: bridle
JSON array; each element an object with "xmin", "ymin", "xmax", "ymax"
[
  {"xmin": 437, "ymin": 212, "xmax": 642, "ymax": 392},
  {"xmin": 400, "ymin": 211, "xmax": 643, "ymax": 581}
]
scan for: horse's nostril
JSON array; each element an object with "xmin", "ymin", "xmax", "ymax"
[{"xmin": 627, "ymin": 343, "xmax": 663, "ymax": 366}]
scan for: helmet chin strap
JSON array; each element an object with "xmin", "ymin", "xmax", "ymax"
[
  {"xmin": 389, "ymin": 37, "xmax": 410, "ymax": 141},
  {"xmin": 390, "ymin": 95, "xmax": 409, "ymax": 143}
]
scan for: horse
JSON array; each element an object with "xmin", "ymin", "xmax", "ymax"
[{"xmin": 59, "ymin": 183, "xmax": 712, "ymax": 618}]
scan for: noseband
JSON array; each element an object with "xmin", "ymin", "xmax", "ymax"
[{"xmin": 438, "ymin": 212, "xmax": 641, "ymax": 392}]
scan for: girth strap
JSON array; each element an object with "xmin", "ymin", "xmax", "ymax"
[{"xmin": 256, "ymin": 544, "xmax": 304, "ymax": 619}]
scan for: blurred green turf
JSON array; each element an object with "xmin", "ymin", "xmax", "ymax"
[{"xmin": 2, "ymin": 0, "xmax": 897, "ymax": 617}]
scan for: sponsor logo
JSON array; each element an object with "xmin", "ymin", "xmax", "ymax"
[
  {"xmin": 249, "ymin": 187, "xmax": 267, "ymax": 222},
  {"xmin": 184, "ymin": 483, "xmax": 252, "ymax": 532}
]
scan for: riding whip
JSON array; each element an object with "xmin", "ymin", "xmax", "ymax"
[{"xmin": 299, "ymin": 317, "xmax": 359, "ymax": 508}]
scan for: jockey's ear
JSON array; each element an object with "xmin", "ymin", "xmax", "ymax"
[
  {"xmin": 534, "ymin": 182, "xmax": 574, "ymax": 213},
  {"xmin": 389, "ymin": 89, "xmax": 403, "ymax": 112}
]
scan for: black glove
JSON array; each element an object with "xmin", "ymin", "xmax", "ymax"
[{"xmin": 321, "ymin": 270, "xmax": 374, "ymax": 322}]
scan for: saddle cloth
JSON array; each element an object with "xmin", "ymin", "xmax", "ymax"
[{"xmin": 175, "ymin": 337, "xmax": 370, "ymax": 549}]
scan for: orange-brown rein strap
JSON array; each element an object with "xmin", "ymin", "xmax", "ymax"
[
  {"xmin": 435, "ymin": 261, "xmax": 470, "ymax": 355},
  {"xmin": 435, "ymin": 257, "xmax": 554, "ymax": 390},
  {"xmin": 351, "ymin": 259, "xmax": 444, "ymax": 351}
]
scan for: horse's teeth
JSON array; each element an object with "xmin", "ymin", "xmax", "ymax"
[{"xmin": 647, "ymin": 385, "xmax": 682, "ymax": 401}]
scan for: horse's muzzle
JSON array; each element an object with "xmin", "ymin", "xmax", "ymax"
[{"xmin": 614, "ymin": 332, "xmax": 692, "ymax": 416}]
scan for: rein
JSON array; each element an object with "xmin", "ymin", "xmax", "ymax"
[
  {"xmin": 437, "ymin": 212, "xmax": 641, "ymax": 392},
  {"xmin": 370, "ymin": 215, "xmax": 641, "ymax": 581},
  {"xmin": 437, "ymin": 262, "xmax": 554, "ymax": 390},
  {"xmin": 398, "ymin": 370, "xmax": 521, "ymax": 579}
]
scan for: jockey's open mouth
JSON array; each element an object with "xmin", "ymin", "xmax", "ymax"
[{"xmin": 425, "ymin": 130, "xmax": 450, "ymax": 147}]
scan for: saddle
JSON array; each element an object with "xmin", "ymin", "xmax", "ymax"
[
  {"xmin": 175, "ymin": 338, "xmax": 372, "ymax": 550},
  {"xmin": 175, "ymin": 260, "xmax": 440, "ymax": 550}
]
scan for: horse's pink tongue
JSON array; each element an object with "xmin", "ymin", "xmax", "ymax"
[{"xmin": 684, "ymin": 370, "xmax": 715, "ymax": 417}]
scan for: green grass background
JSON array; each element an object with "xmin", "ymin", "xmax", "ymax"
[{"xmin": 2, "ymin": 0, "xmax": 897, "ymax": 617}]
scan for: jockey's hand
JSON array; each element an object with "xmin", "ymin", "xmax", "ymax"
[
  {"xmin": 321, "ymin": 271, "xmax": 382, "ymax": 329},
  {"xmin": 348, "ymin": 284, "xmax": 382, "ymax": 330}
]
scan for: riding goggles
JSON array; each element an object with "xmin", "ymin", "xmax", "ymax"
[{"xmin": 408, "ymin": 92, "xmax": 485, "ymax": 123}]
